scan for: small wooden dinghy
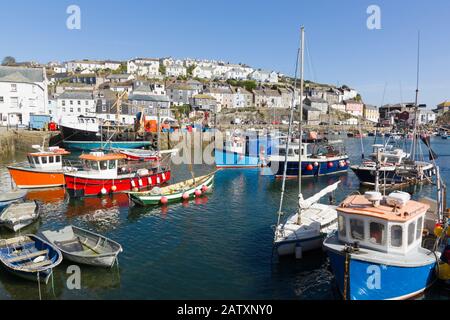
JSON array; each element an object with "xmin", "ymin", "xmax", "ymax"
[
  {"xmin": 0, "ymin": 201, "xmax": 40, "ymax": 232},
  {"xmin": 0, "ymin": 190, "xmax": 28, "ymax": 209},
  {"xmin": 0, "ymin": 235, "xmax": 62, "ymax": 283},
  {"xmin": 129, "ymin": 172, "xmax": 216, "ymax": 206},
  {"xmin": 42, "ymin": 225, "xmax": 123, "ymax": 268}
]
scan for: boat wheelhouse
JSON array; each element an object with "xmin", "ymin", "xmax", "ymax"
[
  {"xmin": 268, "ymin": 141, "xmax": 349, "ymax": 177},
  {"xmin": 324, "ymin": 191, "xmax": 437, "ymax": 300},
  {"xmin": 64, "ymin": 152, "xmax": 171, "ymax": 198},
  {"xmin": 214, "ymin": 131, "xmax": 275, "ymax": 168},
  {"xmin": 8, "ymin": 146, "xmax": 72, "ymax": 189}
]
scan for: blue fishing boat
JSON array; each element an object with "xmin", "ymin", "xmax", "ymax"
[
  {"xmin": 0, "ymin": 235, "xmax": 62, "ymax": 283},
  {"xmin": 324, "ymin": 189, "xmax": 437, "ymax": 300},
  {"xmin": 214, "ymin": 132, "xmax": 275, "ymax": 168},
  {"xmin": 268, "ymin": 141, "xmax": 349, "ymax": 177},
  {"xmin": 64, "ymin": 140, "xmax": 152, "ymax": 151}
]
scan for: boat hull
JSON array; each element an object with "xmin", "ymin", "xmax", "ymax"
[
  {"xmin": 276, "ymin": 235, "xmax": 325, "ymax": 256},
  {"xmin": 270, "ymin": 158, "xmax": 349, "ymax": 177},
  {"xmin": 214, "ymin": 149, "xmax": 261, "ymax": 168},
  {"xmin": 351, "ymin": 164, "xmax": 435, "ymax": 186},
  {"xmin": 62, "ymin": 252, "xmax": 119, "ymax": 268},
  {"xmin": 64, "ymin": 141, "xmax": 152, "ymax": 151},
  {"xmin": 64, "ymin": 170, "xmax": 171, "ymax": 198},
  {"xmin": 130, "ymin": 174, "xmax": 215, "ymax": 206},
  {"xmin": 8, "ymin": 167, "xmax": 65, "ymax": 189}
]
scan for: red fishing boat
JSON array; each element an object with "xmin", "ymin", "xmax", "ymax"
[{"xmin": 64, "ymin": 152, "xmax": 171, "ymax": 198}]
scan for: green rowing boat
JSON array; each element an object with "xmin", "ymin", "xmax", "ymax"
[{"xmin": 128, "ymin": 172, "xmax": 216, "ymax": 206}]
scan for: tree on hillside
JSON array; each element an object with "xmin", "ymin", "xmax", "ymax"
[
  {"xmin": 2, "ymin": 56, "xmax": 16, "ymax": 66},
  {"xmin": 186, "ymin": 64, "xmax": 196, "ymax": 77},
  {"xmin": 159, "ymin": 64, "xmax": 167, "ymax": 75}
]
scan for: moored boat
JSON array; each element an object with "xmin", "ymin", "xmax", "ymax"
[
  {"xmin": 0, "ymin": 201, "xmax": 41, "ymax": 232},
  {"xmin": 64, "ymin": 140, "xmax": 153, "ymax": 151},
  {"xmin": 129, "ymin": 172, "xmax": 215, "ymax": 206},
  {"xmin": 8, "ymin": 145, "xmax": 73, "ymax": 189},
  {"xmin": 274, "ymin": 182, "xmax": 340, "ymax": 256},
  {"xmin": 268, "ymin": 141, "xmax": 349, "ymax": 178},
  {"xmin": 64, "ymin": 151, "xmax": 171, "ymax": 198},
  {"xmin": 0, "ymin": 235, "xmax": 62, "ymax": 283},
  {"xmin": 324, "ymin": 190, "xmax": 437, "ymax": 300},
  {"xmin": 116, "ymin": 148, "xmax": 159, "ymax": 161},
  {"xmin": 0, "ymin": 190, "xmax": 28, "ymax": 209},
  {"xmin": 42, "ymin": 225, "xmax": 123, "ymax": 268}
]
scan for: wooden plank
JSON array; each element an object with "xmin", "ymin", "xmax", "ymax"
[
  {"xmin": 20, "ymin": 259, "xmax": 53, "ymax": 269},
  {"xmin": 0, "ymin": 237, "xmax": 33, "ymax": 248},
  {"xmin": 7, "ymin": 250, "xmax": 48, "ymax": 263}
]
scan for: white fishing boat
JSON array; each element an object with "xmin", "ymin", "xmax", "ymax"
[
  {"xmin": 0, "ymin": 201, "xmax": 41, "ymax": 232},
  {"xmin": 0, "ymin": 190, "xmax": 28, "ymax": 209},
  {"xmin": 42, "ymin": 225, "xmax": 123, "ymax": 268}
]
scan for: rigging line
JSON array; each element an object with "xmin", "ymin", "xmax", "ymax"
[
  {"xmin": 304, "ymin": 35, "xmax": 316, "ymax": 83},
  {"xmin": 276, "ymin": 28, "xmax": 302, "ymax": 229}
]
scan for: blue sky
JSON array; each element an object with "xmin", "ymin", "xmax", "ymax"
[{"xmin": 1, "ymin": 0, "xmax": 449, "ymax": 107}]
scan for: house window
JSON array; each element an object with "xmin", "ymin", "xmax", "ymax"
[
  {"xmin": 369, "ymin": 222, "xmax": 386, "ymax": 245},
  {"xmin": 78, "ymin": 108, "xmax": 81, "ymax": 113},
  {"xmin": 70, "ymin": 100, "xmax": 73, "ymax": 105},
  {"xmin": 0, "ymin": 97, "xmax": 3, "ymax": 103},
  {"xmin": 11, "ymin": 84, "xmax": 17, "ymax": 92},
  {"xmin": 350, "ymin": 219, "xmax": 365, "ymax": 241},
  {"xmin": 78, "ymin": 100, "xmax": 81, "ymax": 105},
  {"xmin": 102, "ymin": 105, "xmax": 107, "ymax": 112},
  {"xmin": 62, "ymin": 100, "xmax": 66, "ymax": 106},
  {"xmin": 62, "ymin": 107, "xmax": 66, "ymax": 112},
  {"xmin": 10, "ymin": 97, "xmax": 18, "ymax": 107},
  {"xmin": 85, "ymin": 108, "xmax": 89, "ymax": 114},
  {"xmin": 70, "ymin": 108, "xmax": 73, "ymax": 113},
  {"xmin": 390, "ymin": 225, "xmax": 403, "ymax": 248}
]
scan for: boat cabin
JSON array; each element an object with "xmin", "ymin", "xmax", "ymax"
[
  {"xmin": 370, "ymin": 144, "xmax": 408, "ymax": 165},
  {"xmin": 79, "ymin": 152, "xmax": 127, "ymax": 177},
  {"xmin": 336, "ymin": 191, "xmax": 429, "ymax": 256},
  {"xmin": 27, "ymin": 146, "xmax": 70, "ymax": 170},
  {"xmin": 276, "ymin": 143, "xmax": 309, "ymax": 158}
]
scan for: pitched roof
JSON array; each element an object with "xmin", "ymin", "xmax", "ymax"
[
  {"xmin": 438, "ymin": 101, "xmax": 450, "ymax": 108},
  {"xmin": 57, "ymin": 91, "xmax": 94, "ymax": 100},
  {"xmin": 0, "ymin": 66, "xmax": 45, "ymax": 83},
  {"xmin": 128, "ymin": 94, "xmax": 169, "ymax": 102}
]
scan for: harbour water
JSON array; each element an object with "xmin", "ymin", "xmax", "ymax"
[{"xmin": 0, "ymin": 137, "xmax": 449, "ymax": 300}]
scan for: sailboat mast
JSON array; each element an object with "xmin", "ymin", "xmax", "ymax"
[
  {"xmin": 411, "ymin": 31, "xmax": 421, "ymax": 161},
  {"xmin": 276, "ymin": 28, "xmax": 302, "ymax": 220},
  {"xmin": 297, "ymin": 26, "xmax": 305, "ymax": 225}
]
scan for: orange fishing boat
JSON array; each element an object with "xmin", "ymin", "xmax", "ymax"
[{"xmin": 8, "ymin": 145, "xmax": 73, "ymax": 189}]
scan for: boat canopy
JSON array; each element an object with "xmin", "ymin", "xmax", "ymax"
[
  {"xmin": 27, "ymin": 147, "xmax": 70, "ymax": 170},
  {"xmin": 336, "ymin": 192, "xmax": 429, "ymax": 255}
]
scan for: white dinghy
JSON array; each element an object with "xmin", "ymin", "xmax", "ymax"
[
  {"xmin": 274, "ymin": 182, "xmax": 340, "ymax": 257},
  {"xmin": 0, "ymin": 201, "xmax": 40, "ymax": 232}
]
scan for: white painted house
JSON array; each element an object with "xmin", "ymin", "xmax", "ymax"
[
  {"xmin": 166, "ymin": 64, "xmax": 187, "ymax": 77},
  {"xmin": 66, "ymin": 60, "xmax": 122, "ymax": 73},
  {"xmin": 192, "ymin": 66, "xmax": 215, "ymax": 79},
  {"xmin": 249, "ymin": 70, "xmax": 279, "ymax": 83},
  {"xmin": 127, "ymin": 58, "xmax": 161, "ymax": 78},
  {"xmin": 0, "ymin": 66, "xmax": 49, "ymax": 126},
  {"xmin": 55, "ymin": 91, "xmax": 96, "ymax": 124}
]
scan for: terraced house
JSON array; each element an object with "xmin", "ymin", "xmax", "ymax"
[{"xmin": 0, "ymin": 66, "xmax": 49, "ymax": 126}]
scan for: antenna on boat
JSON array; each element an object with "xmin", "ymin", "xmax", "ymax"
[
  {"xmin": 275, "ymin": 26, "xmax": 303, "ymax": 229},
  {"xmin": 410, "ymin": 30, "xmax": 421, "ymax": 161},
  {"xmin": 297, "ymin": 26, "xmax": 305, "ymax": 226}
]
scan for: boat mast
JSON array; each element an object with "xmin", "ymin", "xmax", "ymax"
[
  {"xmin": 297, "ymin": 26, "xmax": 305, "ymax": 225},
  {"xmin": 410, "ymin": 31, "xmax": 421, "ymax": 161},
  {"xmin": 276, "ymin": 27, "xmax": 302, "ymax": 226}
]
